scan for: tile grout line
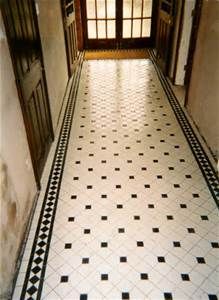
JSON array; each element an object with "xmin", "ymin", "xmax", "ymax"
[
  {"xmin": 148, "ymin": 49, "xmax": 219, "ymax": 208},
  {"xmin": 17, "ymin": 53, "xmax": 84, "ymax": 300}
]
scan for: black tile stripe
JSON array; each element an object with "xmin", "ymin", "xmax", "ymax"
[
  {"xmin": 18, "ymin": 53, "xmax": 84, "ymax": 300},
  {"xmin": 148, "ymin": 49, "xmax": 219, "ymax": 207}
]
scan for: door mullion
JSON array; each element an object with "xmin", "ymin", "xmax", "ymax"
[{"xmin": 116, "ymin": 0, "xmax": 123, "ymax": 48}]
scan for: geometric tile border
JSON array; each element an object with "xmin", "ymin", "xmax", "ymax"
[
  {"xmin": 148, "ymin": 49, "xmax": 219, "ymax": 208},
  {"xmin": 14, "ymin": 49, "xmax": 219, "ymax": 299},
  {"xmin": 19, "ymin": 53, "xmax": 84, "ymax": 300}
]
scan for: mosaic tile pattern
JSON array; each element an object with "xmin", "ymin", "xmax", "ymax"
[{"xmin": 13, "ymin": 59, "xmax": 219, "ymax": 300}]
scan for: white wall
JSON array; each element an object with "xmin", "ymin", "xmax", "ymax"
[
  {"xmin": 36, "ymin": 0, "xmax": 69, "ymax": 131},
  {"xmin": 187, "ymin": 1, "xmax": 219, "ymax": 160},
  {"xmin": 0, "ymin": 12, "xmax": 37, "ymax": 298}
]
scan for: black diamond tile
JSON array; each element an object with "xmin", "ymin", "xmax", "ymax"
[
  {"xmin": 208, "ymin": 295, "xmax": 218, "ymax": 300},
  {"xmin": 173, "ymin": 241, "xmax": 181, "ymax": 247},
  {"xmin": 148, "ymin": 204, "xmax": 154, "ymax": 208},
  {"xmin": 82, "ymin": 258, "xmax": 89, "ymax": 264},
  {"xmin": 211, "ymin": 242, "xmax": 219, "ymax": 248},
  {"xmin": 140, "ymin": 273, "xmax": 148, "ymax": 280},
  {"xmin": 152, "ymin": 228, "xmax": 159, "ymax": 233},
  {"xmin": 101, "ymin": 274, "xmax": 108, "ymax": 280},
  {"xmin": 196, "ymin": 257, "xmax": 206, "ymax": 264},
  {"xmin": 164, "ymin": 293, "xmax": 173, "ymax": 300},
  {"xmin": 137, "ymin": 241, "xmax": 144, "ymax": 247},
  {"xmin": 27, "ymin": 285, "xmax": 37, "ymax": 296},
  {"xmin": 60, "ymin": 276, "xmax": 68, "ymax": 283},
  {"xmin": 120, "ymin": 257, "xmax": 127, "ymax": 262},
  {"xmin": 181, "ymin": 274, "xmax": 190, "ymax": 281},
  {"xmin": 101, "ymin": 242, "xmax": 108, "ymax": 248},
  {"xmin": 157, "ymin": 256, "xmax": 165, "ymax": 263},
  {"xmin": 34, "ymin": 257, "xmax": 43, "ymax": 265},
  {"xmin": 101, "ymin": 216, "xmax": 108, "ymax": 220},
  {"xmin": 187, "ymin": 228, "xmax": 195, "ymax": 233},
  {"xmin": 29, "ymin": 275, "xmax": 39, "ymax": 285},
  {"xmin": 122, "ymin": 292, "xmax": 129, "ymax": 299},
  {"xmin": 80, "ymin": 294, "xmax": 88, "ymax": 300},
  {"xmin": 118, "ymin": 228, "xmax": 125, "ymax": 233},
  {"xmin": 65, "ymin": 243, "xmax": 72, "ymax": 249},
  {"xmin": 134, "ymin": 215, "xmax": 140, "ymax": 220},
  {"xmin": 201, "ymin": 215, "xmax": 209, "ymax": 220},
  {"xmin": 32, "ymin": 266, "xmax": 41, "ymax": 274}
]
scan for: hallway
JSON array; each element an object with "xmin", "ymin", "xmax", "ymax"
[{"xmin": 12, "ymin": 57, "xmax": 219, "ymax": 300}]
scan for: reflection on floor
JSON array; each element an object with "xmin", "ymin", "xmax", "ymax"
[{"xmin": 13, "ymin": 59, "xmax": 219, "ymax": 300}]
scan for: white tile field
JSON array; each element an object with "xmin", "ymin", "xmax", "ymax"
[{"xmin": 12, "ymin": 59, "xmax": 219, "ymax": 300}]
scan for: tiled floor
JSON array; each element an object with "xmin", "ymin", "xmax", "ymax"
[{"xmin": 13, "ymin": 58, "xmax": 219, "ymax": 300}]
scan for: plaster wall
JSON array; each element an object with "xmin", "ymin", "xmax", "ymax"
[
  {"xmin": 0, "ymin": 12, "xmax": 37, "ymax": 298},
  {"xmin": 187, "ymin": 1, "xmax": 219, "ymax": 159},
  {"xmin": 36, "ymin": 0, "xmax": 69, "ymax": 131}
]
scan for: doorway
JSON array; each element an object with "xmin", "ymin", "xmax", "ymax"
[
  {"xmin": 1, "ymin": 0, "xmax": 54, "ymax": 188},
  {"xmin": 82, "ymin": 0, "xmax": 158, "ymax": 49},
  {"xmin": 61, "ymin": 0, "xmax": 79, "ymax": 77}
]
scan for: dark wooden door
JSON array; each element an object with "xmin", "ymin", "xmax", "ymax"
[
  {"xmin": 62, "ymin": 0, "xmax": 78, "ymax": 76},
  {"xmin": 2, "ymin": 0, "xmax": 54, "ymax": 187},
  {"xmin": 82, "ymin": 0, "xmax": 157, "ymax": 49},
  {"xmin": 156, "ymin": 0, "xmax": 174, "ymax": 73}
]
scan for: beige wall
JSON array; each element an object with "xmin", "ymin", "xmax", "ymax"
[
  {"xmin": 0, "ymin": 12, "xmax": 37, "ymax": 298},
  {"xmin": 187, "ymin": 1, "xmax": 219, "ymax": 160},
  {"xmin": 37, "ymin": 0, "xmax": 69, "ymax": 131}
]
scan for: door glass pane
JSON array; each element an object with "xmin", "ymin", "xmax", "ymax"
[
  {"xmin": 143, "ymin": 0, "xmax": 152, "ymax": 17},
  {"xmin": 142, "ymin": 18, "xmax": 151, "ymax": 37},
  {"xmin": 107, "ymin": 20, "xmax": 115, "ymax": 38},
  {"xmin": 133, "ymin": 0, "xmax": 142, "ymax": 18},
  {"xmin": 123, "ymin": 0, "xmax": 132, "ymax": 18},
  {"xmin": 123, "ymin": 19, "xmax": 131, "ymax": 38},
  {"xmin": 107, "ymin": 0, "xmax": 116, "ymax": 18},
  {"xmin": 87, "ymin": 20, "xmax": 97, "ymax": 38},
  {"xmin": 86, "ymin": 0, "xmax": 96, "ymax": 18},
  {"xmin": 97, "ymin": 0, "xmax": 106, "ymax": 18},
  {"xmin": 98, "ymin": 20, "xmax": 106, "ymax": 38},
  {"xmin": 132, "ymin": 19, "xmax": 141, "ymax": 37}
]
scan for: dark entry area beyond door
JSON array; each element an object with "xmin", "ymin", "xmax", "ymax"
[
  {"xmin": 1, "ymin": 0, "xmax": 54, "ymax": 187},
  {"xmin": 82, "ymin": 0, "xmax": 158, "ymax": 49}
]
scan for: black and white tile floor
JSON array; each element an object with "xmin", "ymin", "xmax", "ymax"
[{"xmin": 13, "ymin": 58, "xmax": 219, "ymax": 300}]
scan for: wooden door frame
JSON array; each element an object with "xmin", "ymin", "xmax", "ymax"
[
  {"xmin": 155, "ymin": 0, "xmax": 175, "ymax": 74},
  {"xmin": 1, "ymin": 0, "xmax": 54, "ymax": 189},
  {"xmin": 184, "ymin": 0, "xmax": 203, "ymax": 106},
  {"xmin": 81, "ymin": 0, "xmax": 158, "ymax": 49},
  {"xmin": 171, "ymin": 0, "xmax": 185, "ymax": 83}
]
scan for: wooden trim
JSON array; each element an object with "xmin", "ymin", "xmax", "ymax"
[
  {"xmin": 184, "ymin": 0, "xmax": 203, "ymax": 106},
  {"xmin": 172, "ymin": 0, "xmax": 185, "ymax": 83},
  {"xmin": 82, "ymin": 0, "xmax": 158, "ymax": 49},
  {"xmin": 75, "ymin": 0, "xmax": 84, "ymax": 50}
]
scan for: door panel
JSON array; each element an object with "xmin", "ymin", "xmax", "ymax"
[
  {"xmin": 2, "ymin": 0, "xmax": 54, "ymax": 186},
  {"xmin": 62, "ymin": 0, "xmax": 79, "ymax": 76},
  {"xmin": 156, "ymin": 0, "xmax": 174, "ymax": 73},
  {"xmin": 82, "ymin": 0, "xmax": 157, "ymax": 49}
]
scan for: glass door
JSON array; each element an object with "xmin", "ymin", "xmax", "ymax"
[
  {"xmin": 82, "ymin": 0, "xmax": 157, "ymax": 49},
  {"xmin": 83, "ymin": 0, "xmax": 117, "ymax": 48}
]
